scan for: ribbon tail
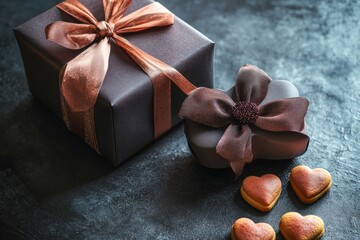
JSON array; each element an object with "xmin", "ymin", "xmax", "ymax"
[
  {"xmin": 216, "ymin": 123, "xmax": 253, "ymax": 175},
  {"xmin": 113, "ymin": 34, "xmax": 196, "ymax": 139},
  {"xmin": 60, "ymin": 38, "xmax": 111, "ymax": 152}
]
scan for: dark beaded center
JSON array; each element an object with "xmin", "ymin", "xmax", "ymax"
[{"xmin": 231, "ymin": 101, "xmax": 259, "ymax": 124}]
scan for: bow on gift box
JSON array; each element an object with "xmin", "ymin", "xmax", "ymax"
[
  {"xmin": 179, "ymin": 65, "xmax": 309, "ymax": 175},
  {"xmin": 46, "ymin": 0, "xmax": 196, "ymax": 152}
]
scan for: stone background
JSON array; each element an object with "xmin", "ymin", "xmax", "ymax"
[{"xmin": 0, "ymin": 0, "xmax": 359, "ymax": 239}]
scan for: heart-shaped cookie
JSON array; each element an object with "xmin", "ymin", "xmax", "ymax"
[
  {"xmin": 231, "ymin": 218, "xmax": 275, "ymax": 240},
  {"xmin": 290, "ymin": 165, "xmax": 332, "ymax": 204},
  {"xmin": 240, "ymin": 174, "xmax": 282, "ymax": 212},
  {"xmin": 279, "ymin": 212, "xmax": 325, "ymax": 240}
]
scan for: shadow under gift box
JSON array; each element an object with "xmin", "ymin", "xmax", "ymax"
[{"xmin": 14, "ymin": 0, "xmax": 214, "ymax": 165}]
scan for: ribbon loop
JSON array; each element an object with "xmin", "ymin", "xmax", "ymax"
[
  {"xmin": 257, "ymin": 97, "xmax": 309, "ymax": 132},
  {"xmin": 236, "ymin": 64, "xmax": 272, "ymax": 104},
  {"xmin": 46, "ymin": 21, "xmax": 97, "ymax": 49},
  {"xmin": 103, "ymin": 0, "xmax": 132, "ymax": 22},
  {"xmin": 178, "ymin": 87, "xmax": 234, "ymax": 128},
  {"xmin": 57, "ymin": 0, "xmax": 98, "ymax": 25}
]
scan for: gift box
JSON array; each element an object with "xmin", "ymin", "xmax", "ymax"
[
  {"xmin": 179, "ymin": 65, "xmax": 309, "ymax": 175},
  {"xmin": 14, "ymin": 0, "xmax": 214, "ymax": 165}
]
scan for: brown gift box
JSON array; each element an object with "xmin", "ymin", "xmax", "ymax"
[{"xmin": 14, "ymin": 0, "xmax": 214, "ymax": 165}]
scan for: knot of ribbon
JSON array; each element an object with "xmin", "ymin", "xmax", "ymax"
[
  {"xmin": 96, "ymin": 21, "xmax": 114, "ymax": 38},
  {"xmin": 179, "ymin": 64, "xmax": 309, "ymax": 175},
  {"xmin": 46, "ymin": 0, "xmax": 196, "ymax": 152}
]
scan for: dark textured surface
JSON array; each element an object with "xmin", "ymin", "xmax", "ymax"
[{"xmin": 0, "ymin": 0, "xmax": 359, "ymax": 239}]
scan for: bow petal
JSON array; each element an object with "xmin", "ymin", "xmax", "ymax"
[
  {"xmin": 104, "ymin": 0, "xmax": 132, "ymax": 23},
  {"xmin": 178, "ymin": 87, "xmax": 235, "ymax": 128},
  {"xmin": 46, "ymin": 21, "xmax": 97, "ymax": 49},
  {"xmin": 216, "ymin": 124, "xmax": 253, "ymax": 175},
  {"xmin": 256, "ymin": 97, "xmax": 309, "ymax": 132},
  {"xmin": 60, "ymin": 38, "xmax": 111, "ymax": 112},
  {"xmin": 236, "ymin": 64, "xmax": 272, "ymax": 104},
  {"xmin": 114, "ymin": 2, "xmax": 173, "ymax": 34},
  {"xmin": 57, "ymin": 0, "xmax": 98, "ymax": 25}
]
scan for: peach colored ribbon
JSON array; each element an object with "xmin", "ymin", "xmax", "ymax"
[{"xmin": 46, "ymin": 0, "xmax": 196, "ymax": 152}]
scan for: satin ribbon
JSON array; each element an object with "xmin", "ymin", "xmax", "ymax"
[
  {"xmin": 46, "ymin": 0, "xmax": 196, "ymax": 152},
  {"xmin": 179, "ymin": 64, "xmax": 309, "ymax": 175}
]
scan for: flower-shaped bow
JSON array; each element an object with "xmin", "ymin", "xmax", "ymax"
[
  {"xmin": 46, "ymin": 0, "xmax": 196, "ymax": 151},
  {"xmin": 179, "ymin": 65, "xmax": 309, "ymax": 175}
]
